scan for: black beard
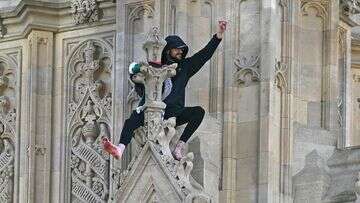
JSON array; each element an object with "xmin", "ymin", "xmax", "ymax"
[
  {"xmin": 173, "ymin": 56, "xmax": 181, "ymax": 61},
  {"xmin": 167, "ymin": 53, "xmax": 181, "ymax": 63}
]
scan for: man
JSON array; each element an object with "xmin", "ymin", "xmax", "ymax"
[{"xmin": 103, "ymin": 20, "xmax": 227, "ymax": 160}]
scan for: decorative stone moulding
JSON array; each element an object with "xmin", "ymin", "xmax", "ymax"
[
  {"xmin": 233, "ymin": 55, "xmax": 260, "ymax": 86},
  {"xmin": 0, "ymin": 52, "xmax": 18, "ymax": 203},
  {"xmin": 71, "ymin": 0, "xmax": 99, "ymax": 24},
  {"xmin": 66, "ymin": 39, "xmax": 113, "ymax": 202},
  {"xmin": 113, "ymin": 62, "xmax": 211, "ymax": 202},
  {"xmin": 274, "ymin": 60, "xmax": 288, "ymax": 89}
]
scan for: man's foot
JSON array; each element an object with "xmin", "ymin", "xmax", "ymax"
[
  {"xmin": 172, "ymin": 140, "xmax": 186, "ymax": 161},
  {"xmin": 102, "ymin": 137, "xmax": 123, "ymax": 160}
]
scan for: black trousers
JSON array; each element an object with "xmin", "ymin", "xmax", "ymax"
[{"xmin": 119, "ymin": 106, "xmax": 205, "ymax": 146}]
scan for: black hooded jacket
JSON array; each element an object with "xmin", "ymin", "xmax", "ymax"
[
  {"xmin": 161, "ymin": 33, "xmax": 222, "ymax": 115},
  {"xmin": 131, "ymin": 34, "xmax": 222, "ymax": 115}
]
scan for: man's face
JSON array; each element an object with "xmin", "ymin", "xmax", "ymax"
[{"xmin": 169, "ymin": 48, "xmax": 183, "ymax": 60}]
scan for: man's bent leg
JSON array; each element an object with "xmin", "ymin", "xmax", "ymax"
[
  {"xmin": 119, "ymin": 111, "xmax": 145, "ymax": 145},
  {"xmin": 103, "ymin": 110, "xmax": 144, "ymax": 159},
  {"xmin": 170, "ymin": 106, "xmax": 205, "ymax": 160},
  {"xmin": 176, "ymin": 106, "xmax": 205, "ymax": 142}
]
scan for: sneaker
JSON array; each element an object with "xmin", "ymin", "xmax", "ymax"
[
  {"xmin": 102, "ymin": 137, "xmax": 123, "ymax": 160},
  {"xmin": 172, "ymin": 141, "xmax": 186, "ymax": 161}
]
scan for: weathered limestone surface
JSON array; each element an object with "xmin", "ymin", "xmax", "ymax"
[{"xmin": 1, "ymin": 0, "xmax": 360, "ymax": 202}]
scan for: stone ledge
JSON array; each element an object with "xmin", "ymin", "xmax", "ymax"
[{"xmin": 0, "ymin": 0, "xmax": 116, "ymax": 42}]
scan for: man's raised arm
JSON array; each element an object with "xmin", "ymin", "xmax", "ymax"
[{"xmin": 186, "ymin": 20, "xmax": 227, "ymax": 78}]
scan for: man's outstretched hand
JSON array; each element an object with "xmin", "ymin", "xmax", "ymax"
[{"xmin": 216, "ymin": 20, "xmax": 227, "ymax": 39}]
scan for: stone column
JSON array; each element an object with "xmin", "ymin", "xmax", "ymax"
[
  {"xmin": 219, "ymin": 0, "xmax": 238, "ymax": 202},
  {"xmin": 258, "ymin": 0, "xmax": 282, "ymax": 202},
  {"xmin": 132, "ymin": 62, "xmax": 177, "ymax": 143},
  {"xmin": 339, "ymin": 0, "xmax": 360, "ymax": 147},
  {"xmin": 26, "ymin": 30, "xmax": 53, "ymax": 203}
]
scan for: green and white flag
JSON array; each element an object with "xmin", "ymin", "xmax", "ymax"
[{"xmin": 128, "ymin": 62, "xmax": 141, "ymax": 74}]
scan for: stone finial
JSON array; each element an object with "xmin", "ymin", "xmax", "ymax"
[
  {"xmin": 131, "ymin": 62, "xmax": 177, "ymax": 143},
  {"xmin": 142, "ymin": 27, "xmax": 166, "ymax": 62}
]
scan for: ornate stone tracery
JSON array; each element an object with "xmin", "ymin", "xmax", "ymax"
[
  {"xmin": 300, "ymin": 0, "xmax": 330, "ymax": 19},
  {"xmin": 66, "ymin": 39, "xmax": 113, "ymax": 203},
  {"xmin": 0, "ymin": 53, "xmax": 17, "ymax": 203},
  {"xmin": 71, "ymin": 0, "xmax": 99, "ymax": 25}
]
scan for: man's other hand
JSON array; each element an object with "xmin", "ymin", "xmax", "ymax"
[{"xmin": 216, "ymin": 20, "xmax": 227, "ymax": 39}]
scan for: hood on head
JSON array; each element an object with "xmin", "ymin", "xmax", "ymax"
[{"xmin": 161, "ymin": 35, "xmax": 189, "ymax": 65}]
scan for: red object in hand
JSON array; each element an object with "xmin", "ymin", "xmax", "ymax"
[
  {"xmin": 218, "ymin": 20, "xmax": 227, "ymax": 31},
  {"xmin": 102, "ymin": 137, "xmax": 122, "ymax": 160}
]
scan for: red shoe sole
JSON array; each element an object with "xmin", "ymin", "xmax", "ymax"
[{"xmin": 102, "ymin": 139, "xmax": 121, "ymax": 159}]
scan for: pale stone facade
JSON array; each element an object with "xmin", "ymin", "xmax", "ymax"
[{"xmin": 1, "ymin": 0, "xmax": 360, "ymax": 202}]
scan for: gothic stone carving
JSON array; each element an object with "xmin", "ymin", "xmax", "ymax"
[
  {"xmin": 234, "ymin": 55, "xmax": 260, "ymax": 86},
  {"xmin": 71, "ymin": 0, "xmax": 99, "ymax": 25},
  {"xmin": 115, "ymin": 142, "xmax": 209, "ymax": 202},
  {"xmin": 301, "ymin": 0, "xmax": 330, "ymax": 19},
  {"xmin": 0, "ymin": 53, "xmax": 18, "ymax": 202},
  {"xmin": 66, "ymin": 40, "xmax": 113, "ymax": 202},
  {"xmin": 131, "ymin": 62, "xmax": 177, "ymax": 146},
  {"xmin": 340, "ymin": 0, "xmax": 360, "ymax": 17},
  {"xmin": 143, "ymin": 27, "xmax": 165, "ymax": 62},
  {"xmin": 274, "ymin": 60, "xmax": 288, "ymax": 89}
]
